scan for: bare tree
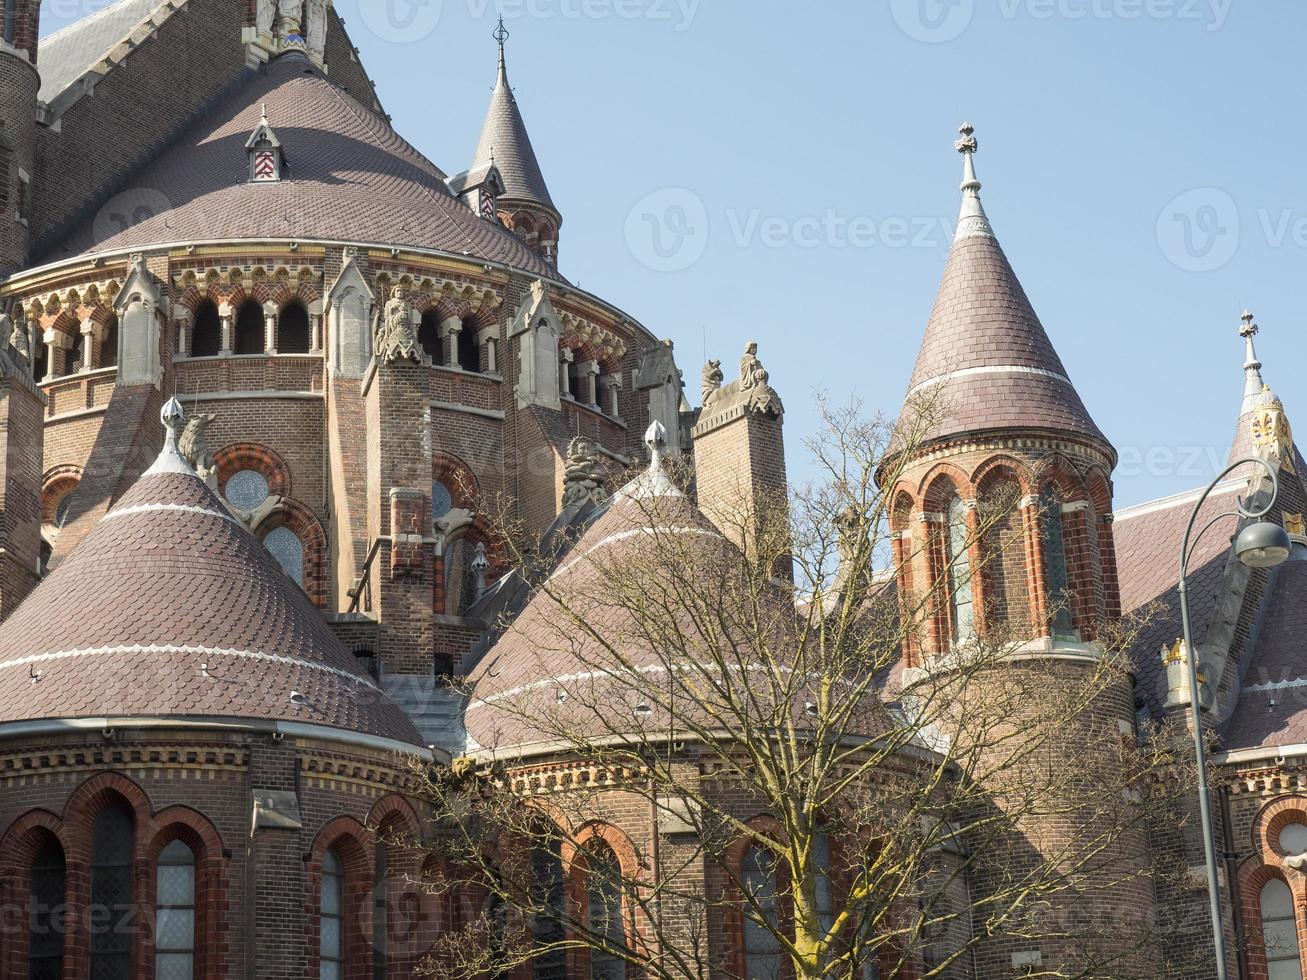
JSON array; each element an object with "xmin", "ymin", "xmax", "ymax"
[{"xmin": 410, "ymin": 389, "xmax": 1187, "ymax": 980}]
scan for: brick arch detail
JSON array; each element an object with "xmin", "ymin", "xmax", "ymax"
[
  {"xmin": 917, "ymin": 462, "xmax": 973, "ymax": 507},
  {"xmin": 432, "ymin": 452, "xmax": 480, "ymax": 511},
  {"xmin": 1237, "ymin": 856, "xmax": 1305, "ymax": 979},
  {"xmin": 144, "ymin": 806, "xmax": 227, "ymax": 979},
  {"xmin": 41, "ymin": 464, "xmax": 82, "ymax": 524},
  {"xmin": 366, "ymin": 793, "xmax": 421, "ymax": 840},
  {"xmin": 562, "ymin": 821, "xmax": 647, "ymax": 973},
  {"xmin": 0, "ymin": 809, "xmax": 71, "ymax": 978},
  {"xmin": 972, "ymin": 455, "xmax": 1034, "ymax": 496},
  {"xmin": 214, "ymin": 442, "xmax": 292, "ymax": 498},
  {"xmin": 306, "ymin": 815, "xmax": 376, "ymax": 980},
  {"xmin": 723, "ymin": 815, "xmax": 791, "ymax": 980},
  {"xmin": 253, "ymin": 495, "xmax": 328, "ymax": 607}
]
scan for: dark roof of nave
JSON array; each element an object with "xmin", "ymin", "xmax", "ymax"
[
  {"xmin": 37, "ymin": 0, "xmax": 162, "ymax": 103},
  {"xmin": 470, "ymin": 43, "xmax": 557, "ymax": 213},
  {"xmin": 42, "ymin": 53, "xmax": 554, "ymax": 276},
  {"xmin": 0, "ymin": 438, "xmax": 423, "ymax": 746}
]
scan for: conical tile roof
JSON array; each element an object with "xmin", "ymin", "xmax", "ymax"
[
  {"xmin": 470, "ymin": 27, "xmax": 557, "ymax": 214},
  {"xmin": 905, "ymin": 126, "xmax": 1108, "ymax": 451},
  {"xmin": 0, "ymin": 404, "xmax": 422, "ymax": 745}
]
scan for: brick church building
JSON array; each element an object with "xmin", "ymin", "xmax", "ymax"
[{"xmin": 0, "ymin": 1, "xmax": 1305, "ymax": 977}]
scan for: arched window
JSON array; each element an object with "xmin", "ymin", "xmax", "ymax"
[
  {"xmin": 191, "ymin": 301, "xmax": 221, "ymax": 357},
  {"xmin": 101, "ymin": 316, "xmax": 119, "ymax": 369},
  {"xmin": 1260, "ymin": 877, "xmax": 1302, "ymax": 979},
  {"xmin": 742, "ymin": 846, "xmax": 782, "ymax": 980},
  {"xmin": 321, "ymin": 849, "xmax": 346, "ymax": 980},
  {"xmin": 234, "ymin": 301, "xmax": 265, "ymax": 355},
  {"xmin": 155, "ymin": 839, "xmax": 197, "ymax": 979},
  {"xmin": 418, "ymin": 311, "xmax": 441, "ymax": 362},
  {"xmin": 444, "ymin": 537, "xmax": 479, "ymax": 616},
  {"xmin": 278, "ymin": 302, "xmax": 311, "ymax": 354},
  {"xmin": 90, "ymin": 802, "xmax": 135, "ymax": 978},
  {"xmin": 32, "ymin": 341, "xmax": 47, "ymax": 381},
  {"xmin": 373, "ymin": 840, "xmax": 388, "ymax": 980},
  {"xmin": 979, "ymin": 477, "xmax": 1030, "ymax": 639},
  {"xmin": 432, "ymin": 479, "xmax": 454, "ymax": 522},
  {"xmin": 585, "ymin": 843, "xmax": 626, "ymax": 980},
  {"xmin": 263, "ymin": 527, "xmax": 305, "ymax": 587},
  {"xmin": 457, "ymin": 325, "xmax": 479, "ymax": 373},
  {"xmin": 531, "ymin": 839, "xmax": 567, "ymax": 980},
  {"xmin": 29, "ymin": 836, "xmax": 66, "ymax": 980},
  {"xmin": 945, "ymin": 495, "xmax": 974, "ymax": 645},
  {"xmin": 1039, "ymin": 486, "xmax": 1076, "ymax": 639}
]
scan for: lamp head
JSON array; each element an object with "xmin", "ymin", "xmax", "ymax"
[{"xmin": 1235, "ymin": 520, "xmax": 1293, "ymax": 569}]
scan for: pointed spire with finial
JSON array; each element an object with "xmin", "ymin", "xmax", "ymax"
[
  {"xmin": 1239, "ymin": 310, "xmax": 1270, "ymax": 412},
  {"xmin": 494, "ymin": 16, "xmax": 510, "ymax": 73},
  {"xmin": 615, "ymin": 420, "xmax": 683, "ymax": 500},
  {"xmin": 146, "ymin": 397, "xmax": 196, "ymax": 476},
  {"xmin": 954, "ymin": 122, "xmax": 994, "ymax": 241}
]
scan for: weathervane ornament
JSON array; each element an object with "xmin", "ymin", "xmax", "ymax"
[
  {"xmin": 955, "ymin": 122, "xmax": 978, "ymax": 156},
  {"xmin": 1239, "ymin": 309, "xmax": 1258, "ymax": 340},
  {"xmin": 494, "ymin": 17, "xmax": 510, "ymax": 49}
]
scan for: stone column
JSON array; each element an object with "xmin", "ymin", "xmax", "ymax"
[
  {"xmin": 578, "ymin": 359, "xmax": 600, "ymax": 409},
  {"xmin": 602, "ymin": 373, "xmax": 623, "ymax": 420},
  {"xmin": 78, "ymin": 318, "xmax": 95, "ymax": 373},
  {"xmin": 559, "ymin": 347, "xmax": 574, "ymax": 399},
  {"xmin": 219, "ymin": 302, "xmax": 234, "ymax": 355},
  {"xmin": 440, "ymin": 316, "xmax": 463, "ymax": 370},
  {"xmin": 173, "ymin": 308, "xmax": 191, "ymax": 358},
  {"xmin": 40, "ymin": 328, "xmax": 61, "ymax": 382},
  {"xmin": 309, "ymin": 299, "xmax": 324, "ymax": 353},
  {"xmin": 263, "ymin": 302, "xmax": 278, "ymax": 354}
]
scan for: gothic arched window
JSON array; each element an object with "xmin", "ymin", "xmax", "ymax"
[
  {"xmin": 29, "ymin": 836, "xmax": 66, "ymax": 980},
  {"xmin": 234, "ymin": 301, "xmax": 265, "ymax": 355},
  {"xmin": 90, "ymin": 802, "xmax": 135, "ymax": 979},
  {"xmin": 155, "ymin": 839, "xmax": 197, "ymax": 979},
  {"xmin": 278, "ymin": 302, "xmax": 311, "ymax": 354},
  {"xmin": 321, "ymin": 849, "xmax": 346, "ymax": 980},
  {"xmin": 191, "ymin": 301, "xmax": 221, "ymax": 357},
  {"xmin": 585, "ymin": 843, "xmax": 626, "ymax": 980},
  {"xmin": 1260, "ymin": 877, "xmax": 1302, "ymax": 979},
  {"xmin": 945, "ymin": 495, "xmax": 974, "ymax": 645},
  {"xmin": 979, "ymin": 477, "xmax": 1030, "ymax": 639},
  {"xmin": 1039, "ymin": 486, "xmax": 1076, "ymax": 639},
  {"xmin": 742, "ymin": 846, "xmax": 782, "ymax": 980},
  {"xmin": 531, "ymin": 838, "xmax": 567, "ymax": 980},
  {"xmin": 263, "ymin": 526, "xmax": 305, "ymax": 587}
]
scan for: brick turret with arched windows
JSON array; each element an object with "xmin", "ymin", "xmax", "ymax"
[{"xmin": 880, "ymin": 125, "xmax": 1153, "ymax": 972}]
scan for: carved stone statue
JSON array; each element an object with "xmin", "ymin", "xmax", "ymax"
[
  {"xmin": 701, "ymin": 359, "xmax": 723, "ymax": 409},
  {"xmin": 178, "ymin": 412, "xmax": 219, "ymax": 491},
  {"xmin": 305, "ymin": 0, "xmax": 328, "ymax": 58},
  {"xmin": 256, "ymin": 0, "xmax": 277, "ymax": 35},
  {"xmin": 562, "ymin": 437, "xmax": 608, "ymax": 507},
  {"xmin": 469, "ymin": 541, "xmax": 490, "ymax": 603},
  {"xmin": 0, "ymin": 313, "xmax": 12, "ymax": 351},
  {"xmin": 11, "ymin": 308, "xmax": 29, "ymax": 362},
  {"xmin": 375, "ymin": 286, "xmax": 420, "ymax": 364},
  {"xmin": 276, "ymin": 0, "xmax": 305, "ymax": 38},
  {"xmin": 740, "ymin": 341, "xmax": 769, "ymax": 391}
]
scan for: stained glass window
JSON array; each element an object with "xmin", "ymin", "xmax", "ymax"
[
  {"xmin": 155, "ymin": 840, "xmax": 196, "ymax": 980},
  {"xmin": 264, "ymin": 527, "xmax": 304, "ymax": 586},
  {"xmin": 29, "ymin": 838, "xmax": 65, "ymax": 980},
  {"xmin": 432, "ymin": 480, "xmax": 454, "ymax": 521},
  {"xmin": 1261, "ymin": 877, "xmax": 1302, "ymax": 980},
  {"xmin": 1040, "ymin": 487, "xmax": 1076, "ymax": 638},
  {"xmin": 321, "ymin": 850, "xmax": 345, "ymax": 980},
  {"xmin": 587, "ymin": 844, "xmax": 625, "ymax": 980},
  {"xmin": 90, "ymin": 803, "xmax": 134, "ymax": 980},
  {"xmin": 743, "ymin": 846, "xmax": 782, "ymax": 980},
  {"xmin": 224, "ymin": 470, "xmax": 270, "ymax": 511},
  {"xmin": 945, "ymin": 495, "xmax": 974, "ymax": 645}
]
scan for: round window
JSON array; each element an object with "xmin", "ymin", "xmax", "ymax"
[
  {"xmin": 1280, "ymin": 822, "xmax": 1307, "ymax": 856},
  {"xmin": 225, "ymin": 470, "xmax": 270, "ymax": 510},
  {"xmin": 432, "ymin": 480, "xmax": 454, "ymax": 521}
]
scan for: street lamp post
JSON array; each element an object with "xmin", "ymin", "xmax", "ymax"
[{"xmin": 1178, "ymin": 456, "xmax": 1293, "ymax": 980}]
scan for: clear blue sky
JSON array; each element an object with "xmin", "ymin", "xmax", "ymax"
[{"xmin": 43, "ymin": 0, "xmax": 1303, "ymax": 508}]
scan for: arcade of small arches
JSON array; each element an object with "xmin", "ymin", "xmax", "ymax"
[{"xmin": 890, "ymin": 452, "xmax": 1118, "ymax": 665}]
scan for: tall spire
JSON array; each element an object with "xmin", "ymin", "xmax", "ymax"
[
  {"xmin": 954, "ymin": 123, "xmax": 994, "ymax": 240},
  {"xmin": 1239, "ymin": 310, "xmax": 1268, "ymax": 413},
  {"xmin": 900, "ymin": 123, "xmax": 1109, "ymax": 453},
  {"xmin": 471, "ymin": 19, "xmax": 557, "ymax": 214}
]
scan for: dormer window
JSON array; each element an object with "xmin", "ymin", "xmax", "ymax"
[{"xmin": 246, "ymin": 106, "xmax": 285, "ymax": 183}]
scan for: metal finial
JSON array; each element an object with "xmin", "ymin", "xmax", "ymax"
[
  {"xmin": 161, "ymin": 396, "xmax": 186, "ymax": 437},
  {"xmin": 494, "ymin": 17, "xmax": 510, "ymax": 49},
  {"xmin": 955, "ymin": 122, "xmax": 978, "ymax": 156},
  {"xmin": 1239, "ymin": 310, "xmax": 1258, "ymax": 340}
]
